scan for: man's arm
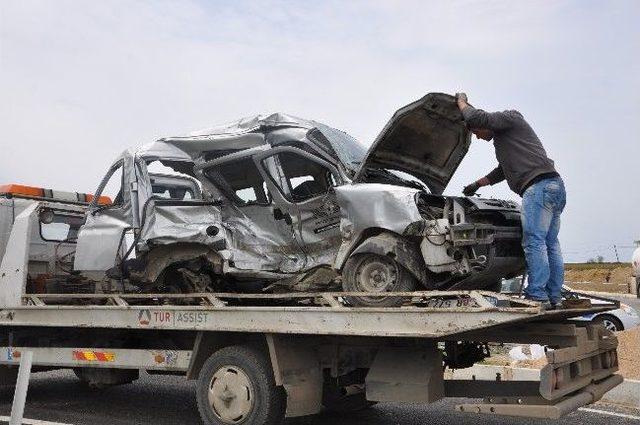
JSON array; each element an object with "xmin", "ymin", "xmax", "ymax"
[
  {"xmin": 463, "ymin": 166, "xmax": 505, "ymax": 196},
  {"xmin": 485, "ymin": 166, "xmax": 505, "ymax": 185},
  {"xmin": 456, "ymin": 93, "xmax": 513, "ymax": 131}
]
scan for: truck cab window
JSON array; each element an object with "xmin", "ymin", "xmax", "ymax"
[
  {"xmin": 39, "ymin": 209, "xmax": 85, "ymax": 242},
  {"xmin": 206, "ymin": 157, "xmax": 271, "ymax": 206},
  {"xmin": 276, "ymin": 152, "xmax": 335, "ymax": 202}
]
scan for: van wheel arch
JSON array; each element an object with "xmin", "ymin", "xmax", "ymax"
[
  {"xmin": 142, "ymin": 242, "xmax": 224, "ymax": 284},
  {"xmin": 343, "ymin": 231, "xmax": 430, "ymax": 288}
]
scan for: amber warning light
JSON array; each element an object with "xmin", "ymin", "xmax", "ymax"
[{"xmin": 0, "ymin": 183, "xmax": 112, "ymax": 205}]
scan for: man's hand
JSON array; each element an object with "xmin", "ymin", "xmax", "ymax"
[
  {"xmin": 462, "ymin": 181, "xmax": 480, "ymax": 196},
  {"xmin": 463, "ymin": 177, "xmax": 490, "ymax": 196},
  {"xmin": 455, "ymin": 92, "xmax": 468, "ymax": 110}
]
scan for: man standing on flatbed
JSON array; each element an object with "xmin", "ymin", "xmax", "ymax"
[{"xmin": 456, "ymin": 93, "xmax": 565, "ymax": 309}]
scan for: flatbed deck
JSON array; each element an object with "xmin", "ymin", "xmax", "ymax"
[{"xmin": 0, "ymin": 290, "xmax": 619, "ymax": 338}]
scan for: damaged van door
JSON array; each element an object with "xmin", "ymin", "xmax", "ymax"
[
  {"xmin": 254, "ymin": 146, "xmax": 344, "ymax": 270},
  {"xmin": 196, "ymin": 148, "xmax": 306, "ymax": 274},
  {"xmin": 74, "ymin": 154, "xmax": 138, "ymax": 272}
]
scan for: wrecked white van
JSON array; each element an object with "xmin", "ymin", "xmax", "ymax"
[{"xmin": 74, "ymin": 93, "xmax": 525, "ymax": 306}]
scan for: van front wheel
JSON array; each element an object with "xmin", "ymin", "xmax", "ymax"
[{"xmin": 342, "ymin": 254, "xmax": 416, "ymax": 307}]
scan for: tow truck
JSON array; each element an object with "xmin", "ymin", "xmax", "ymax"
[{"xmin": 0, "ymin": 184, "xmax": 622, "ymax": 424}]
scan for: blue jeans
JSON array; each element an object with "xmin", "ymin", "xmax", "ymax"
[{"xmin": 521, "ymin": 177, "xmax": 566, "ymax": 304}]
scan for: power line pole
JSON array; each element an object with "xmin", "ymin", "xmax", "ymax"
[{"xmin": 613, "ymin": 245, "xmax": 620, "ymax": 263}]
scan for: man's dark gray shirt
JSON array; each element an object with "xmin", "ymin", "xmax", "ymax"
[{"xmin": 461, "ymin": 105, "xmax": 558, "ymax": 196}]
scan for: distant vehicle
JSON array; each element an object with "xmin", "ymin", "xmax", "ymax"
[
  {"xmin": 574, "ymin": 299, "xmax": 639, "ymax": 332},
  {"xmin": 501, "ymin": 277, "xmax": 640, "ymax": 332}
]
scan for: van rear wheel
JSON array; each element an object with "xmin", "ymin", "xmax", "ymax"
[
  {"xmin": 342, "ymin": 254, "xmax": 417, "ymax": 307},
  {"xmin": 196, "ymin": 345, "xmax": 285, "ymax": 425}
]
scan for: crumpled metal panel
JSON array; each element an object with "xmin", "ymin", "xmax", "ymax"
[
  {"xmin": 335, "ymin": 183, "xmax": 422, "ymax": 236},
  {"xmin": 139, "ymin": 203, "xmax": 225, "ymax": 249},
  {"xmin": 181, "ymin": 113, "xmax": 316, "ymax": 139},
  {"xmin": 75, "ymin": 152, "xmax": 138, "ymax": 271},
  {"xmin": 333, "ymin": 183, "xmax": 423, "ymax": 269},
  {"xmin": 217, "ymin": 204, "xmax": 304, "ymax": 274},
  {"xmin": 138, "ymin": 113, "xmax": 317, "ymax": 163}
]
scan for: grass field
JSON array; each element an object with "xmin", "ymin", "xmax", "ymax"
[{"xmin": 565, "ymin": 262, "xmax": 631, "ymax": 270}]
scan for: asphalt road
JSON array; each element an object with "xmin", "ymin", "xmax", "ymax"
[{"xmin": 0, "ymin": 370, "xmax": 638, "ymax": 425}]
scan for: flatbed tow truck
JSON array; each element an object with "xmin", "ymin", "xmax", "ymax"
[{"xmin": 0, "ymin": 195, "xmax": 624, "ymax": 424}]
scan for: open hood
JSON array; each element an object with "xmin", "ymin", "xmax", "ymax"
[{"xmin": 353, "ymin": 93, "xmax": 471, "ymax": 195}]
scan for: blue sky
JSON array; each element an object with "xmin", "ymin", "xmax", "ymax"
[{"xmin": 1, "ymin": 0, "xmax": 638, "ymax": 261}]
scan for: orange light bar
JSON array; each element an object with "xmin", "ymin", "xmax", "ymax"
[
  {"xmin": 1, "ymin": 183, "xmax": 112, "ymax": 205},
  {"xmin": 85, "ymin": 193, "xmax": 112, "ymax": 205},
  {"xmin": 0, "ymin": 184, "xmax": 45, "ymax": 198}
]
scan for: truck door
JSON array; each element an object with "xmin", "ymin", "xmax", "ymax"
[
  {"xmin": 74, "ymin": 156, "xmax": 136, "ymax": 272},
  {"xmin": 196, "ymin": 150, "xmax": 305, "ymax": 273},
  {"xmin": 255, "ymin": 147, "xmax": 343, "ymax": 268}
]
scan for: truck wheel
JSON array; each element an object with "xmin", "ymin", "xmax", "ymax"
[
  {"xmin": 342, "ymin": 254, "xmax": 416, "ymax": 307},
  {"xmin": 196, "ymin": 345, "xmax": 286, "ymax": 425}
]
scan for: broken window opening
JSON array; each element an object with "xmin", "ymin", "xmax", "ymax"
[
  {"xmin": 268, "ymin": 152, "xmax": 335, "ymax": 203},
  {"xmin": 205, "ymin": 157, "xmax": 271, "ymax": 206},
  {"xmin": 146, "ymin": 160, "xmax": 202, "ymax": 200},
  {"xmin": 95, "ymin": 162, "xmax": 124, "ymax": 207}
]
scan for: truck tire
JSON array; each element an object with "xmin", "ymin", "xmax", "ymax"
[
  {"xmin": 196, "ymin": 345, "xmax": 286, "ymax": 425},
  {"xmin": 342, "ymin": 254, "xmax": 416, "ymax": 307}
]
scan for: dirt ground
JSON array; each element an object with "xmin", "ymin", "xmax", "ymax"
[
  {"xmin": 616, "ymin": 326, "xmax": 640, "ymax": 379},
  {"xmin": 565, "ymin": 263, "xmax": 634, "ymax": 294},
  {"xmin": 484, "ymin": 327, "xmax": 639, "ymax": 379}
]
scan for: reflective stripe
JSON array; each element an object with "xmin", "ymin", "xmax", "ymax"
[{"xmin": 72, "ymin": 350, "xmax": 115, "ymax": 362}]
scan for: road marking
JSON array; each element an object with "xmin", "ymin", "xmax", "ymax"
[
  {"xmin": 0, "ymin": 416, "xmax": 74, "ymax": 425},
  {"xmin": 580, "ymin": 407, "xmax": 640, "ymax": 420}
]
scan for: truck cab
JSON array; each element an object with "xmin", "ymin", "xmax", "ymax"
[{"xmin": 0, "ymin": 184, "xmax": 108, "ymax": 295}]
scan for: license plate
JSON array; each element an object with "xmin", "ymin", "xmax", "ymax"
[{"xmin": 425, "ymin": 298, "xmax": 480, "ymax": 308}]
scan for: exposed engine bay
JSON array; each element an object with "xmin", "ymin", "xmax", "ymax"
[{"xmin": 413, "ymin": 193, "xmax": 524, "ymax": 290}]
